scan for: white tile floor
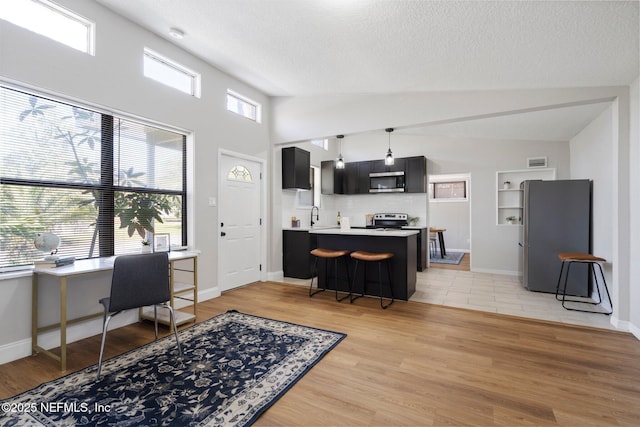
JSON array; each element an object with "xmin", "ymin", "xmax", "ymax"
[
  {"xmin": 411, "ymin": 268, "xmax": 615, "ymax": 330},
  {"xmin": 281, "ymin": 268, "xmax": 616, "ymax": 331}
]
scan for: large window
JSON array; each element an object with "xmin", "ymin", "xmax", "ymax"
[{"xmin": 0, "ymin": 86, "xmax": 187, "ymax": 269}]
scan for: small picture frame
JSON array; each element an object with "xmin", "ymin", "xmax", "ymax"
[{"xmin": 154, "ymin": 233, "xmax": 170, "ymax": 252}]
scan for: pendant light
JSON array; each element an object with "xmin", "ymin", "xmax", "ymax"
[
  {"xmin": 385, "ymin": 128, "xmax": 395, "ymax": 166},
  {"xmin": 336, "ymin": 134, "xmax": 345, "ymax": 169}
]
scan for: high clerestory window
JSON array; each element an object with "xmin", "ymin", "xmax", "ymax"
[
  {"xmin": 0, "ymin": 86, "xmax": 187, "ymax": 270},
  {"xmin": 143, "ymin": 48, "xmax": 201, "ymax": 97},
  {"xmin": 226, "ymin": 89, "xmax": 261, "ymax": 122},
  {"xmin": 0, "ymin": 0, "xmax": 95, "ymax": 55}
]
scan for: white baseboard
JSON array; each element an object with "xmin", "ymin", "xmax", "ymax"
[
  {"xmin": 0, "ymin": 311, "xmax": 138, "ymax": 365},
  {"xmin": 0, "ymin": 287, "xmax": 222, "ymax": 366},
  {"xmin": 0, "ymin": 338, "xmax": 32, "ymax": 365},
  {"xmin": 268, "ymin": 271, "xmax": 284, "ymax": 282},
  {"xmin": 198, "ymin": 286, "xmax": 221, "ymax": 302},
  {"xmin": 629, "ymin": 322, "xmax": 640, "ymax": 340}
]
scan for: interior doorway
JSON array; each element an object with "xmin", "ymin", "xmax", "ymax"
[{"xmin": 428, "ymin": 173, "xmax": 471, "ymax": 271}]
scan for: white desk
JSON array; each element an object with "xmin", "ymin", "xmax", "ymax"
[{"xmin": 32, "ymin": 251, "xmax": 199, "ymax": 371}]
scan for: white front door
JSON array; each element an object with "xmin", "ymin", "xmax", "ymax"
[{"xmin": 219, "ymin": 152, "xmax": 262, "ymax": 291}]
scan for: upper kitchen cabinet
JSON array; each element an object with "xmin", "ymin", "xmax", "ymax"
[
  {"xmin": 343, "ymin": 162, "xmax": 359, "ymax": 194},
  {"xmin": 405, "ymin": 156, "xmax": 427, "ymax": 193},
  {"xmin": 282, "ymin": 147, "xmax": 311, "ymax": 190},
  {"xmin": 321, "ymin": 160, "xmax": 344, "ymax": 194},
  {"xmin": 322, "ymin": 156, "xmax": 427, "ymax": 194}
]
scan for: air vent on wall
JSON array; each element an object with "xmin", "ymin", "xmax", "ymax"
[{"xmin": 527, "ymin": 157, "xmax": 547, "ymax": 168}]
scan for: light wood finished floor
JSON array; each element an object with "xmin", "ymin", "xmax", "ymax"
[
  {"xmin": 429, "ymin": 252, "xmax": 470, "ymax": 271},
  {"xmin": 1, "ymin": 282, "xmax": 639, "ymax": 426}
]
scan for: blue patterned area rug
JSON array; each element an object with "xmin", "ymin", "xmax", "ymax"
[
  {"xmin": 430, "ymin": 251, "xmax": 465, "ymax": 265},
  {"xmin": 0, "ymin": 310, "xmax": 346, "ymax": 426}
]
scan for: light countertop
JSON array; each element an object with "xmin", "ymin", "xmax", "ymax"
[{"xmin": 308, "ymin": 228, "xmax": 418, "ymax": 237}]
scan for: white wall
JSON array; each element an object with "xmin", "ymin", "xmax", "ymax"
[
  {"xmin": 570, "ymin": 105, "xmax": 614, "ymax": 302},
  {"xmin": 569, "ymin": 81, "xmax": 638, "ymax": 332},
  {"xmin": 0, "ymin": 0, "xmax": 270, "ymax": 361},
  {"xmin": 629, "ymin": 77, "xmax": 640, "ymax": 338}
]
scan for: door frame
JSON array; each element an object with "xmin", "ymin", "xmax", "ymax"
[{"xmin": 217, "ymin": 149, "xmax": 267, "ymax": 289}]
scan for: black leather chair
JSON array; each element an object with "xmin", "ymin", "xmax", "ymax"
[{"xmin": 96, "ymin": 252, "xmax": 183, "ymax": 379}]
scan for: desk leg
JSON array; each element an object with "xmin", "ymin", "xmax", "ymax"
[
  {"xmin": 60, "ymin": 277, "xmax": 67, "ymax": 371},
  {"xmin": 193, "ymin": 256, "xmax": 198, "ymax": 319},
  {"xmin": 32, "ymin": 274, "xmax": 39, "ymax": 354},
  {"xmin": 438, "ymin": 232, "xmax": 447, "ymax": 257}
]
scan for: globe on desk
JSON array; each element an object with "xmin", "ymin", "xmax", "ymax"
[{"xmin": 34, "ymin": 232, "xmax": 60, "ymax": 260}]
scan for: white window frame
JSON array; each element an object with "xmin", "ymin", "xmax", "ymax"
[
  {"xmin": 310, "ymin": 139, "xmax": 328, "ymax": 150},
  {"xmin": 429, "ymin": 174, "xmax": 470, "ymax": 203},
  {"xmin": 226, "ymin": 89, "xmax": 262, "ymax": 123},
  {"xmin": 143, "ymin": 48, "xmax": 201, "ymax": 97},
  {"xmin": 0, "ymin": 0, "xmax": 95, "ymax": 55}
]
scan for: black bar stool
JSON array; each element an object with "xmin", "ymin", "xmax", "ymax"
[
  {"xmin": 309, "ymin": 248, "xmax": 351, "ymax": 302},
  {"xmin": 555, "ymin": 252, "xmax": 612, "ymax": 315},
  {"xmin": 350, "ymin": 251, "xmax": 394, "ymax": 309}
]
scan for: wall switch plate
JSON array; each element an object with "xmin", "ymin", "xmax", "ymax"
[{"xmin": 208, "ymin": 197, "xmax": 216, "ymax": 206}]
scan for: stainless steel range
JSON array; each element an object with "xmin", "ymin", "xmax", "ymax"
[{"xmin": 372, "ymin": 213, "xmax": 408, "ymax": 229}]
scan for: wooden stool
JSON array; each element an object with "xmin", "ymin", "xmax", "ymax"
[
  {"xmin": 555, "ymin": 252, "xmax": 612, "ymax": 315},
  {"xmin": 309, "ymin": 248, "xmax": 351, "ymax": 302},
  {"xmin": 350, "ymin": 251, "xmax": 394, "ymax": 309}
]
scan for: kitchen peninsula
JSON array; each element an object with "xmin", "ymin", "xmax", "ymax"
[{"xmin": 309, "ymin": 228, "xmax": 417, "ymax": 300}]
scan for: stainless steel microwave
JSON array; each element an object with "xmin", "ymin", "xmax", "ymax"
[{"xmin": 369, "ymin": 171, "xmax": 405, "ymax": 193}]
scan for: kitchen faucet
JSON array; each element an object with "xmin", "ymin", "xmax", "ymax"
[{"xmin": 310, "ymin": 206, "xmax": 319, "ymax": 227}]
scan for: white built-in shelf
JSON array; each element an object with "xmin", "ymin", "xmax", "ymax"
[{"xmin": 496, "ymin": 168, "xmax": 556, "ymax": 225}]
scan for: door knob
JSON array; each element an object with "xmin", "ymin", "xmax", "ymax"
[{"xmin": 221, "ymin": 231, "xmax": 226, "ymax": 237}]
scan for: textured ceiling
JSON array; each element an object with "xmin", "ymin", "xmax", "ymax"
[
  {"xmin": 95, "ymin": 0, "xmax": 639, "ymax": 140},
  {"xmin": 96, "ymin": 0, "xmax": 638, "ymax": 96}
]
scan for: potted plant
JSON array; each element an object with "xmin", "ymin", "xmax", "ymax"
[
  {"xmin": 505, "ymin": 215, "xmax": 521, "ymax": 225},
  {"xmin": 141, "ymin": 239, "xmax": 152, "ymax": 253}
]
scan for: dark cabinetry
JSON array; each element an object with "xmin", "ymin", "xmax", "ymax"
[
  {"xmin": 282, "ymin": 147, "xmax": 310, "ymax": 190},
  {"xmin": 321, "ymin": 156, "xmax": 427, "ymax": 194},
  {"xmin": 405, "ymin": 227, "xmax": 428, "ymax": 271},
  {"xmin": 283, "ymin": 230, "xmax": 318, "ymax": 279},
  {"xmin": 321, "ymin": 160, "xmax": 344, "ymax": 194},
  {"xmin": 405, "ymin": 156, "xmax": 427, "ymax": 193}
]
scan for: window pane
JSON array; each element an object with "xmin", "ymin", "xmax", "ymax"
[
  {"xmin": 143, "ymin": 49, "xmax": 198, "ymax": 96},
  {"xmin": 0, "ymin": 184, "xmax": 99, "ymax": 267},
  {"xmin": 432, "ymin": 181, "xmax": 466, "ymax": 199},
  {"xmin": 227, "ymin": 165, "xmax": 253, "ymax": 182},
  {"xmin": 226, "ymin": 90, "xmax": 260, "ymax": 122},
  {"xmin": 114, "ymin": 119, "xmax": 183, "ymax": 191},
  {"xmin": 113, "ymin": 191, "xmax": 182, "ymax": 254},
  {"xmin": 0, "ymin": 88, "xmax": 101, "ymax": 185},
  {"xmin": 0, "ymin": 85, "xmax": 187, "ymax": 268},
  {"xmin": 0, "ymin": 0, "xmax": 94, "ymax": 54}
]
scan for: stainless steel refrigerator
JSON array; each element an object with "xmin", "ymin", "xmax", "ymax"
[{"xmin": 520, "ymin": 179, "xmax": 591, "ymax": 295}]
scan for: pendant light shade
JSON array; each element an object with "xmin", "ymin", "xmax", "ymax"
[
  {"xmin": 336, "ymin": 134, "xmax": 345, "ymax": 169},
  {"xmin": 385, "ymin": 128, "xmax": 394, "ymax": 166}
]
